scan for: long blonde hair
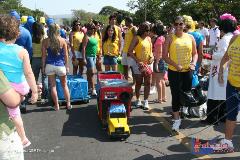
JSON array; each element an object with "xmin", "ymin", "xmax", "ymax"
[{"xmin": 48, "ymin": 24, "xmax": 60, "ymax": 54}]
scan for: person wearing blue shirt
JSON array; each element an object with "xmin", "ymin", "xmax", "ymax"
[
  {"xmin": 10, "ymin": 11, "xmax": 33, "ymax": 59},
  {"xmin": 10, "ymin": 10, "xmax": 33, "ymax": 113}
]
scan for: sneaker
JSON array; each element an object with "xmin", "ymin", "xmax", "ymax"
[
  {"xmin": 92, "ymin": 89, "xmax": 97, "ymax": 96},
  {"xmin": 150, "ymin": 86, "xmax": 156, "ymax": 95},
  {"xmin": 135, "ymin": 99, "xmax": 142, "ymax": 107},
  {"xmin": 143, "ymin": 100, "xmax": 150, "ymax": 110},
  {"xmin": 22, "ymin": 138, "xmax": 31, "ymax": 148},
  {"xmin": 172, "ymin": 119, "xmax": 181, "ymax": 132},
  {"xmin": 213, "ymin": 138, "xmax": 234, "ymax": 153}
]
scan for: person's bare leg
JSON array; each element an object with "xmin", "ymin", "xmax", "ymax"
[
  {"xmin": 135, "ymin": 74, "xmax": 143, "ymax": 100},
  {"xmin": 144, "ymin": 74, "xmax": 151, "ymax": 100},
  {"xmin": 173, "ymin": 112, "xmax": 180, "ymax": 120},
  {"xmin": 225, "ymin": 120, "xmax": 236, "ymax": 140},
  {"xmin": 72, "ymin": 66, "xmax": 78, "ymax": 75},
  {"xmin": 112, "ymin": 65, "xmax": 117, "ymax": 71},
  {"xmin": 123, "ymin": 65, "xmax": 128, "ymax": 80},
  {"xmin": 12, "ymin": 115, "xmax": 28, "ymax": 145},
  {"xmin": 60, "ymin": 75, "xmax": 71, "ymax": 108},
  {"xmin": 155, "ymin": 73, "xmax": 162, "ymax": 102},
  {"xmin": 49, "ymin": 75, "xmax": 59, "ymax": 110},
  {"xmin": 105, "ymin": 65, "xmax": 110, "ymax": 71}
]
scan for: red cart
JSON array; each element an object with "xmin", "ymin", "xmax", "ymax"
[{"xmin": 96, "ymin": 72, "xmax": 133, "ymax": 125}]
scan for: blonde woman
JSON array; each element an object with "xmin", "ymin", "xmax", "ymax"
[{"xmin": 42, "ymin": 24, "xmax": 71, "ymax": 111}]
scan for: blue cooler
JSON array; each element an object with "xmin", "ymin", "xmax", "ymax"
[{"xmin": 56, "ymin": 75, "xmax": 88, "ymax": 101}]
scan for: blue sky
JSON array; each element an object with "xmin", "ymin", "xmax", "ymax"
[{"xmin": 21, "ymin": 0, "xmax": 131, "ymax": 15}]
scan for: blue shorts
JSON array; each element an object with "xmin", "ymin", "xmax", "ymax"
[
  {"xmin": 86, "ymin": 57, "xmax": 96, "ymax": 69},
  {"xmin": 103, "ymin": 55, "xmax": 118, "ymax": 66},
  {"xmin": 226, "ymin": 81, "xmax": 240, "ymax": 121}
]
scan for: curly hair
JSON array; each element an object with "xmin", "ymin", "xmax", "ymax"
[
  {"xmin": 48, "ymin": 24, "xmax": 60, "ymax": 54},
  {"xmin": 0, "ymin": 15, "xmax": 19, "ymax": 41},
  {"xmin": 151, "ymin": 23, "xmax": 166, "ymax": 36},
  {"xmin": 103, "ymin": 25, "xmax": 116, "ymax": 43},
  {"xmin": 219, "ymin": 19, "xmax": 237, "ymax": 33}
]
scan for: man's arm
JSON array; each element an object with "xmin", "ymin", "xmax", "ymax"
[{"xmin": 0, "ymin": 71, "xmax": 21, "ymax": 108}]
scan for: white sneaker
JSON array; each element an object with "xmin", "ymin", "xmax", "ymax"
[
  {"xmin": 92, "ymin": 89, "xmax": 97, "ymax": 96},
  {"xmin": 214, "ymin": 138, "xmax": 234, "ymax": 152},
  {"xmin": 135, "ymin": 99, "xmax": 142, "ymax": 107},
  {"xmin": 150, "ymin": 86, "xmax": 156, "ymax": 95},
  {"xmin": 143, "ymin": 100, "xmax": 150, "ymax": 110},
  {"xmin": 172, "ymin": 119, "xmax": 181, "ymax": 132}
]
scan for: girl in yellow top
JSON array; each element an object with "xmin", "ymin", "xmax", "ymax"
[
  {"xmin": 69, "ymin": 20, "xmax": 84, "ymax": 75},
  {"xmin": 163, "ymin": 16, "xmax": 198, "ymax": 132},
  {"xmin": 218, "ymin": 15, "xmax": 240, "ymax": 150},
  {"xmin": 102, "ymin": 25, "xmax": 119, "ymax": 71},
  {"xmin": 128, "ymin": 22, "xmax": 154, "ymax": 110}
]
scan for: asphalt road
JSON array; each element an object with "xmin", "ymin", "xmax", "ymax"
[{"xmin": 21, "ymin": 85, "xmax": 240, "ymax": 160}]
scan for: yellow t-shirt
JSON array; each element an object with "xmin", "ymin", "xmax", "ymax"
[
  {"xmin": 123, "ymin": 27, "xmax": 134, "ymax": 53},
  {"xmin": 168, "ymin": 33, "xmax": 192, "ymax": 72},
  {"xmin": 134, "ymin": 36, "xmax": 153, "ymax": 63},
  {"xmin": 227, "ymin": 36, "xmax": 240, "ymax": 87},
  {"xmin": 72, "ymin": 31, "xmax": 84, "ymax": 51},
  {"xmin": 32, "ymin": 42, "xmax": 42, "ymax": 58},
  {"xmin": 103, "ymin": 39, "xmax": 119, "ymax": 56}
]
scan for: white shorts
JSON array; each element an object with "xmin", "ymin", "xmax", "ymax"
[
  {"xmin": 45, "ymin": 64, "xmax": 66, "ymax": 76},
  {"xmin": 121, "ymin": 52, "xmax": 134, "ymax": 66},
  {"xmin": 0, "ymin": 131, "xmax": 24, "ymax": 160},
  {"xmin": 131, "ymin": 60, "xmax": 153, "ymax": 75}
]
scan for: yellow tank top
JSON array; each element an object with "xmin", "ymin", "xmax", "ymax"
[
  {"xmin": 227, "ymin": 36, "xmax": 240, "ymax": 87},
  {"xmin": 95, "ymin": 32, "xmax": 101, "ymax": 55},
  {"xmin": 103, "ymin": 39, "xmax": 119, "ymax": 56},
  {"xmin": 168, "ymin": 33, "xmax": 192, "ymax": 72},
  {"xmin": 73, "ymin": 31, "xmax": 84, "ymax": 51},
  {"xmin": 123, "ymin": 27, "xmax": 134, "ymax": 53},
  {"xmin": 32, "ymin": 42, "xmax": 42, "ymax": 58},
  {"xmin": 134, "ymin": 36, "xmax": 153, "ymax": 63}
]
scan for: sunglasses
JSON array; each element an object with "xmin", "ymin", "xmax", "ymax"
[
  {"xmin": 75, "ymin": 24, "xmax": 81, "ymax": 26},
  {"xmin": 174, "ymin": 22, "xmax": 184, "ymax": 26}
]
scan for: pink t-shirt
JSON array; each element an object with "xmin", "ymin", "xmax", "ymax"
[{"xmin": 153, "ymin": 36, "xmax": 165, "ymax": 60}]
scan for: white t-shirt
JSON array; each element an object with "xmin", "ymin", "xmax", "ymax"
[
  {"xmin": 209, "ymin": 26, "xmax": 220, "ymax": 46},
  {"xmin": 198, "ymin": 27, "xmax": 209, "ymax": 45},
  {"xmin": 207, "ymin": 33, "xmax": 233, "ymax": 100}
]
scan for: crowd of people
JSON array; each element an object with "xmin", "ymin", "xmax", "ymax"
[{"xmin": 0, "ymin": 9, "xmax": 240, "ymax": 159}]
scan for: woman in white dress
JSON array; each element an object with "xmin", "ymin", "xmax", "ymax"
[{"xmin": 202, "ymin": 14, "xmax": 236, "ymax": 125}]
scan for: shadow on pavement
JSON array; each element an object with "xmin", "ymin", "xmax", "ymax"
[
  {"xmin": 61, "ymin": 105, "xmax": 112, "ymax": 142},
  {"xmin": 133, "ymin": 153, "xmax": 196, "ymax": 160}
]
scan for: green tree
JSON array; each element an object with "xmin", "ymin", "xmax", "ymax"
[{"xmin": 99, "ymin": 6, "xmax": 118, "ymax": 16}]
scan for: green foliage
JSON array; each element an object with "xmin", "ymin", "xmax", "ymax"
[
  {"xmin": 0, "ymin": 0, "xmax": 45, "ymax": 21},
  {"xmin": 99, "ymin": 6, "xmax": 119, "ymax": 16},
  {"xmin": 128, "ymin": 0, "xmax": 240, "ymax": 25}
]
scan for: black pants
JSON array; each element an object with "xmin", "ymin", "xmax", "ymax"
[
  {"xmin": 168, "ymin": 69, "xmax": 193, "ymax": 112},
  {"xmin": 206, "ymin": 99, "xmax": 226, "ymax": 123}
]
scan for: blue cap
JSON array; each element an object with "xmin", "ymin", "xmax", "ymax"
[
  {"xmin": 27, "ymin": 16, "xmax": 35, "ymax": 24},
  {"xmin": 46, "ymin": 18, "xmax": 54, "ymax": 26},
  {"xmin": 10, "ymin": 10, "xmax": 20, "ymax": 21}
]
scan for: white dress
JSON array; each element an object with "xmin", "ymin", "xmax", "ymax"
[{"xmin": 207, "ymin": 33, "xmax": 233, "ymax": 100}]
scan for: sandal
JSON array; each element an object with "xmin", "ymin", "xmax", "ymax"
[
  {"xmin": 66, "ymin": 105, "xmax": 72, "ymax": 110},
  {"xmin": 162, "ymin": 98, "xmax": 167, "ymax": 102}
]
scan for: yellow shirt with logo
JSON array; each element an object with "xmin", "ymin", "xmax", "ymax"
[
  {"xmin": 72, "ymin": 31, "xmax": 84, "ymax": 51},
  {"xmin": 227, "ymin": 36, "xmax": 240, "ymax": 87},
  {"xmin": 103, "ymin": 39, "xmax": 119, "ymax": 56},
  {"xmin": 123, "ymin": 27, "xmax": 134, "ymax": 53},
  {"xmin": 168, "ymin": 33, "xmax": 192, "ymax": 72},
  {"xmin": 134, "ymin": 36, "xmax": 153, "ymax": 63}
]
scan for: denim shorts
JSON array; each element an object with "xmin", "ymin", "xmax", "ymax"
[
  {"xmin": 153, "ymin": 59, "xmax": 166, "ymax": 73},
  {"xmin": 226, "ymin": 81, "xmax": 240, "ymax": 121},
  {"xmin": 103, "ymin": 55, "xmax": 118, "ymax": 66},
  {"xmin": 86, "ymin": 57, "xmax": 96, "ymax": 69}
]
